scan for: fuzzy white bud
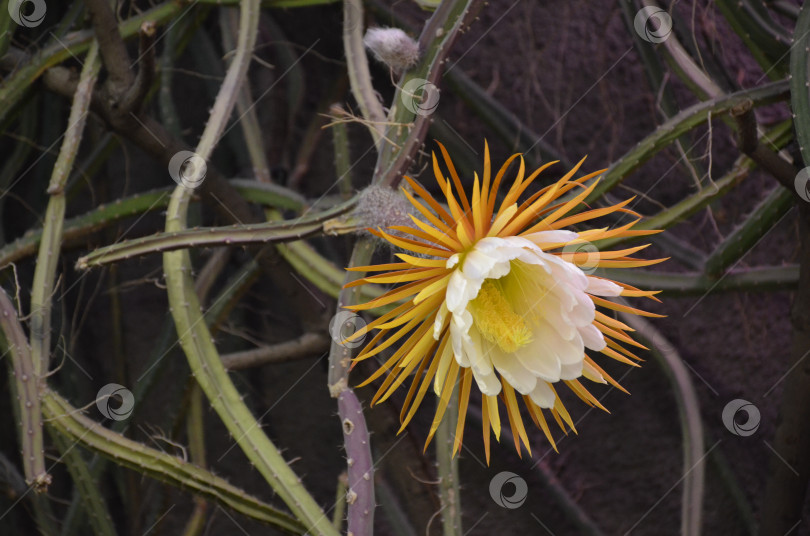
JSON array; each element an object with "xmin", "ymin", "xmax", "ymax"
[
  {"xmin": 354, "ymin": 185, "xmax": 417, "ymax": 231},
  {"xmin": 363, "ymin": 27, "xmax": 420, "ymax": 72}
]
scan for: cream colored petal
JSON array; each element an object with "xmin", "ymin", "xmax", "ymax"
[
  {"xmin": 461, "ymin": 248, "xmax": 500, "ymax": 281},
  {"xmin": 474, "ymin": 370, "xmax": 502, "ymax": 396},
  {"xmin": 583, "ymin": 360, "xmax": 606, "ymax": 383},
  {"xmin": 524, "ymin": 230, "xmax": 579, "ymax": 245},
  {"xmin": 586, "ymin": 276, "xmax": 623, "ymax": 297},
  {"xmin": 529, "ymin": 381, "xmax": 556, "ymax": 408},
  {"xmin": 560, "ymin": 360, "xmax": 584, "ymax": 380},
  {"xmin": 445, "ymin": 269, "xmax": 473, "ymax": 313},
  {"xmin": 579, "ymin": 322, "xmax": 606, "ymax": 351},
  {"xmin": 464, "ymin": 328, "xmax": 495, "ymax": 379},
  {"xmin": 567, "ymin": 288, "xmax": 596, "ymax": 327},
  {"xmin": 433, "ymin": 301, "xmax": 448, "ymax": 340},
  {"xmin": 513, "ymin": 337, "xmax": 562, "ymax": 383},
  {"xmin": 449, "ymin": 312, "xmax": 471, "ymax": 367},
  {"xmin": 489, "ymin": 345, "xmax": 537, "ymax": 395}
]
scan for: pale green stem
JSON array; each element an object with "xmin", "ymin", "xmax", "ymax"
[
  {"xmin": 332, "ymin": 473, "xmax": 348, "ymax": 531},
  {"xmin": 343, "ymin": 0, "xmax": 385, "ymax": 147},
  {"xmin": 644, "ymin": 0, "xmax": 723, "ymax": 99},
  {"xmin": 19, "ymin": 40, "xmax": 100, "ymax": 497},
  {"xmin": 181, "ymin": 384, "xmax": 209, "ymax": 536},
  {"xmin": 161, "ymin": 0, "xmax": 337, "ymax": 532},
  {"xmin": 327, "ymin": 238, "xmax": 376, "ymax": 536},
  {"xmin": 436, "ymin": 386, "xmax": 461, "ymax": 536},
  {"xmin": 163, "ymin": 186, "xmax": 338, "ymax": 535},
  {"xmin": 30, "ymin": 41, "xmax": 100, "ymax": 377},
  {"xmin": 77, "ymin": 199, "xmax": 355, "ymax": 269},
  {"xmin": 41, "ymin": 390, "xmax": 305, "ymax": 533},
  {"xmin": 48, "ymin": 430, "xmax": 116, "ymax": 536},
  {"xmin": 0, "ymin": 288, "xmax": 49, "ymax": 492}
]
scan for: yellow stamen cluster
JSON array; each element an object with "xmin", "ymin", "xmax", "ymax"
[{"xmin": 468, "ymin": 279, "xmax": 533, "ymax": 353}]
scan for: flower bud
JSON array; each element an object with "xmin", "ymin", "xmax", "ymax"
[
  {"xmin": 363, "ymin": 27, "xmax": 420, "ymax": 72},
  {"xmin": 354, "ymin": 185, "xmax": 418, "ymax": 231}
]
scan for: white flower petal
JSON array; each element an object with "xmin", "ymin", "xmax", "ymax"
[
  {"xmin": 529, "ymin": 381, "xmax": 556, "ymax": 408},
  {"xmin": 579, "ymin": 323, "xmax": 606, "ymax": 351},
  {"xmin": 464, "ymin": 328, "xmax": 495, "ymax": 379},
  {"xmin": 449, "ymin": 313, "xmax": 471, "ymax": 366},
  {"xmin": 462, "ymin": 248, "xmax": 500, "ymax": 281},
  {"xmin": 513, "ymin": 338, "xmax": 562, "ymax": 382},
  {"xmin": 445, "ymin": 270, "xmax": 471, "ymax": 313},
  {"xmin": 489, "ymin": 345, "xmax": 537, "ymax": 394},
  {"xmin": 583, "ymin": 360, "xmax": 606, "ymax": 383},
  {"xmin": 586, "ymin": 276, "xmax": 623, "ymax": 297},
  {"xmin": 434, "ymin": 301, "xmax": 448, "ymax": 340},
  {"xmin": 473, "ymin": 369, "xmax": 502, "ymax": 396},
  {"xmin": 524, "ymin": 230, "xmax": 579, "ymax": 245},
  {"xmin": 560, "ymin": 360, "xmax": 584, "ymax": 380},
  {"xmin": 568, "ymin": 289, "xmax": 596, "ymax": 326}
]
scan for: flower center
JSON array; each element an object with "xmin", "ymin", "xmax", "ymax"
[{"xmin": 468, "ymin": 278, "xmax": 532, "ymax": 353}]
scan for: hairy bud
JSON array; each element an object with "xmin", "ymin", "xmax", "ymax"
[
  {"xmin": 354, "ymin": 185, "xmax": 417, "ymax": 231},
  {"xmin": 363, "ymin": 27, "xmax": 420, "ymax": 72}
]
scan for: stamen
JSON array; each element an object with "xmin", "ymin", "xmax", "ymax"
[{"xmin": 469, "ymin": 279, "xmax": 532, "ymax": 353}]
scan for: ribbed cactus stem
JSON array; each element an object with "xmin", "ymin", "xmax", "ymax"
[
  {"xmin": 76, "ymin": 199, "xmax": 355, "ymax": 270},
  {"xmin": 328, "ymin": 238, "xmax": 376, "ymax": 536},
  {"xmin": 0, "ymin": 289, "xmax": 49, "ymax": 492},
  {"xmin": 41, "ymin": 390, "xmax": 305, "ymax": 533}
]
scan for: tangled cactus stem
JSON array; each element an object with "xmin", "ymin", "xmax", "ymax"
[
  {"xmin": 76, "ymin": 198, "xmax": 355, "ymax": 270},
  {"xmin": 337, "ymin": 390, "xmax": 375, "ymax": 536},
  {"xmin": 47, "ymin": 429, "xmax": 116, "ymax": 536},
  {"xmin": 373, "ymin": 0, "xmax": 482, "ymax": 188},
  {"xmin": 758, "ymin": 5, "xmax": 810, "ymax": 532},
  {"xmin": 585, "ymin": 79, "xmax": 789, "ymax": 204},
  {"xmin": 436, "ymin": 386, "xmax": 462, "ymax": 536},
  {"xmin": 0, "ymin": 288, "xmax": 49, "ymax": 492},
  {"xmin": 328, "ymin": 237, "xmax": 376, "ymax": 536},
  {"xmin": 42, "ymin": 390, "xmax": 306, "ymax": 533},
  {"xmin": 704, "ymin": 185, "xmax": 794, "ymax": 277}
]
